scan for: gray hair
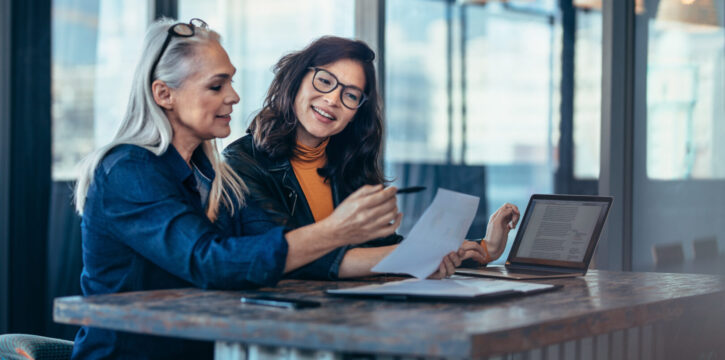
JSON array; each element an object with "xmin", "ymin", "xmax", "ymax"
[{"xmin": 75, "ymin": 18, "xmax": 247, "ymax": 222}]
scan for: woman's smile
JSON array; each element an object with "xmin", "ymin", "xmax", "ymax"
[
  {"xmin": 311, "ymin": 105, "xmax": 336, "ymax": 123},
  {"xmin": 216, "ymin": 113, "xmax": 232, "ymax": 122}
]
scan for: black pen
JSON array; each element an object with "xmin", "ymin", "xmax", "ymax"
[{"xmin": 396, "ymin": 186, "xmax": 426, "ymax": 194}]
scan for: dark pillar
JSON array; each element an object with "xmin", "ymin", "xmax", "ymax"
[
  {"xmin": 0, "ymin": 0, "xmax": 12, "ymax": 336},
  {"xmin": 4, "ymin": 0, "xmax": 52, "ymax": 334},
  {"xmin": 155, "ymin": 0, "xmax": 178, "ymax": 20},
  {"xmin": 555, "ymin": 0, "xmax": 575, "ymax": 194}
]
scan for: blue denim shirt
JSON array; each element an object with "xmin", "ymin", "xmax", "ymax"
[{"xmin": 72, "ymin": 144, "xmax": 289, "ymax": 360}]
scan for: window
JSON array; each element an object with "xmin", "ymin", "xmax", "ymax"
[
  {"xmin": 573, "ymin": 9, "xmax": 602, "ymax": 179},
  {"xmin": 464, "ymin": 6, "xmax": 555, "ymax": 168},
  {"xmin": 645, "ymin": 1, "xmax": 725, "ymax": 180},
  {"xmin": 384, "ymin": 0, "xmax": 449, "ymax": 164},
  {"xmin": 52, "ymin": 0, "xmax": 148, "ymax": 180}
]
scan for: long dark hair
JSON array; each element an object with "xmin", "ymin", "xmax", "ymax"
[{"xmin": 248, "ymin": 36, "xmax": 385, "ymax": 194}]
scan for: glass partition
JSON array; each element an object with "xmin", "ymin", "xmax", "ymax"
[{"xmin": 632, "ymin": 0, "xmax": 725, "ymax": 272}]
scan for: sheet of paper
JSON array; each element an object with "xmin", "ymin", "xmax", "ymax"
[
  {"xmin": 327, "ymin": 276, "xmax": 556, "ymax": 298},
  {"xmin": 371, "ymin": 188, "xmax": 479, "ymax": 278}
]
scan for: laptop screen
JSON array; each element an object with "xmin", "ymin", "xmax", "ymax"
[{"xmin": 507, "ymin": 194, "xmax": 613, "ymax": 270}]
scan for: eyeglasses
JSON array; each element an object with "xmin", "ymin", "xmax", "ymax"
[
  {"xmin": 308, "ymin": 67, "xmax": 368, "ymax": 110},
  {"xmin": 149, "ymin": 18, "xmax": 208, "ymax": 85}
]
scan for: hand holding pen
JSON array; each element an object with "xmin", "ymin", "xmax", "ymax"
[{"xmin": 319, "ymin": 184, "xmax": 402, "ymax": 245}]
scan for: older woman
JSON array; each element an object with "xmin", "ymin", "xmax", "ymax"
[
  {"xmin": 72, "ymin": 20, "xmax": 418, "ymax": 359},
  {"xmin": 224, "ymin": 36, "xmax": 520, "ymax": 280}
]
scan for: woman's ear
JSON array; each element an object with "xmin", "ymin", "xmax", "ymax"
[{"xmin": 152, "ymin": 80, "xmax": 173, "ymax": 110}]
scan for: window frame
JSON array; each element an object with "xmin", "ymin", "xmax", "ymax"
[
  {"xmin": 555, "ymin": 0, "xmax": 599, "ymax": 195},
  {"xmin": 598, "ymin": 0, "xmax": 636, "ymax": 271}
]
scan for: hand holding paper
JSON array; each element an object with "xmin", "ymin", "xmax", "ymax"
[{"xmin": 371, "ymin": 189, "xmax": 479, "ymax": 278}]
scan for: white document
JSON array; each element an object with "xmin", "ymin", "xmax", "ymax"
[
  {"xmin": 327, "ymin": 276, "xmax": 556, "ymax": 299},
  {"xmin": 371, "ymin": 188, "xmax": 479, "ymax": 279}
]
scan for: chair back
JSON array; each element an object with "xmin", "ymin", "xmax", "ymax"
[
  {"xmin": 652, "ymin": 243, "xmax": 685, "ymax": 267},
  {"xmin": 0, "ymin": 333, "xmax": 73, "ymax": 360},
  {"xmin": 693, "ymin": 236, "xmax": 718, "ymax": 260}
]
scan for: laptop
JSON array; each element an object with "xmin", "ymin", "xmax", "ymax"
[{"xmin": 456, "ymin": 194, "xmax": 613, "ymax": 280}]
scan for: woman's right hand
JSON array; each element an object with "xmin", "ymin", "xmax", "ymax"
[{"xmin": 319, "ymin": 184, "xmax": 402, "ymax": 246}]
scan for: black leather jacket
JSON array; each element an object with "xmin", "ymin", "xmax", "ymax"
[{"xmin": 223, "ymin": 134, "xmax": 402, "ymax": 280}]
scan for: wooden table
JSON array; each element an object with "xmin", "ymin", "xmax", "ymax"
[{"xmin": 54, "ymin": 271, "xmax": 725, "ymax": 359}]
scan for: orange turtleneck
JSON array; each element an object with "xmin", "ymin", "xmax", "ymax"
[{"xmin": 290, "ymin": 139, "xmax": 334, "ymax": 222}]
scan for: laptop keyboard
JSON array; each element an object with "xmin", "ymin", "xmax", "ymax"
[{"xmin": 505, "ymin": 268, "xmax": 566, "ymax": 276}]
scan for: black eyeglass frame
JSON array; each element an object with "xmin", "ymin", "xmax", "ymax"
[
  {"xmin": 307, "ymin": 67, "xmax": 368, "ymax": 110},
  {"xmin": 149, "ymin": 18, "xmax": 208, "ymax": 86}
]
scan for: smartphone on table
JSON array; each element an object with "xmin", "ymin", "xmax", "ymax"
[{"xmin": 240, "ymin": 295, "xmax": 321, "ymax": 310}]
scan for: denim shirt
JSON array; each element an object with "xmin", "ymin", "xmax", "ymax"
[{"xmin": 72, "ymin": 144, "xmax": 289, "ymax": 360}]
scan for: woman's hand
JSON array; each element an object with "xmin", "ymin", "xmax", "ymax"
[
  {"xmin": 428, "ymin": 240, "xmax": 489, "ymax": 279},
  {"xmin": 484, "ymin": 203, "xmax": 520, "ymax": 260},
  {"xmin": 428, "ymin": 251, "xmax": 462, "ymax": 279},
  {"xmin": 457, "ymin": 240, "xmax": 489, "ymax": 263},
  {"xmin": 319, "ymin": 184, "xmax": 402, "ymax": 247}
]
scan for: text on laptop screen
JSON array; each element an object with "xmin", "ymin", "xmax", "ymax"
[{"xmin": 515, "ymin": 199, "xmax": 608, "ymax": 262}]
